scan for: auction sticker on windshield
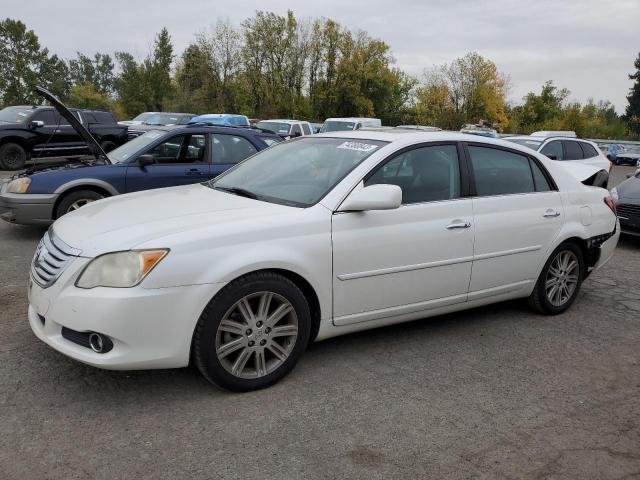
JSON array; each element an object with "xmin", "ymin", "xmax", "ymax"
[{"xmin": 337, "ymin": 141, "xmax": 379, "ymax": 152}]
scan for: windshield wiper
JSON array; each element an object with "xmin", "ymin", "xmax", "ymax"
[{"xmin": 213, "ymin": 185, "xmax": 259, "ymax": 200}]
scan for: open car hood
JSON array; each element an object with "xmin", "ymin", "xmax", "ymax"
[{"xmin": 34, "ymin": 86, "xmax": 111, "ymax": 163}]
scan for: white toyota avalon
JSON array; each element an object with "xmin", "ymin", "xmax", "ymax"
[{"xmin": 28, "ymin": 130, "xmax": 619, "ymax": 391}]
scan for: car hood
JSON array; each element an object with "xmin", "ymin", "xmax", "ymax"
[
  {"xmin": 52, "ymin": 183, "xmax": 298, "ymax": 256},
  {"xmin": 617, "ymin": 176, "xmax": 640, "ymax": 200}
]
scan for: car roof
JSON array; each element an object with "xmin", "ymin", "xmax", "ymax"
[
  {"xmin": 259, "ymin": 119, "xmax": 307, "ymax": 124},
  {"xmin": 325, "ymin": 117, "xmax": 380, "ymax": 122},
  {"xmin": 314, "ymin": 129, "xmax": 527, "ymax": 146},
  {"xmin": 142, "ymin": 124, "xmax": 279, "ymax": 137}
]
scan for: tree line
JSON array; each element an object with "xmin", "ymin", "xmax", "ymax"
[{"xmin": 1, "ymin": 14, "xmax": 639, "ymax": 139}]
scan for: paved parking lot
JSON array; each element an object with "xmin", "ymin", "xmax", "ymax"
[{"xmin": 1, "ymin": 167, "xmax": 639, "ymax": 479}]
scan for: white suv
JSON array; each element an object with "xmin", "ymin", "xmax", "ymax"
[
  {"xmin": 255, "ymin": 120, "xmax": 314, "ymax": 139},
  {"xmin": 506, "ymin": 133, "xmax": 611, "ymax": 186}
]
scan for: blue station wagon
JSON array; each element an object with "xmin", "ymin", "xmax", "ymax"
[{"xmin": 0, "ymin": 124, "xmax": 281, "ymax": 225}]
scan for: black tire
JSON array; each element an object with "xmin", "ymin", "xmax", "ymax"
[
  {"xmin": 55, "ymin": 189, "xmax": 105, "ymax": 219},
  {"xmin": 193, "ymin": 271, "xmax": 311, "ymax": 392},
  {"xmin": 0, "ymin": 142, "xmax": 27, "ymax": 170},
  {"xmin": 100, "ymin": 141, "xmax": 117, "ymax": 152},
  {"xmin": 528, "ymin": 241, "xmax": 585, "ymax": 315}
]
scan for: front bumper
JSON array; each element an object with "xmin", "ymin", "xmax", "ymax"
[
  {"xmin": 28, "ymin": 255, "xmax": 226, "ymax": 370},
  {"xmin": 0, "ymin": 191, "xmax": 58, "ymax": 225}
]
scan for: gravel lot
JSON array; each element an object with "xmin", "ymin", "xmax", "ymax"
[{"xmin": 1, "ymin": 166, "xmax": 639, "ymax": 479}]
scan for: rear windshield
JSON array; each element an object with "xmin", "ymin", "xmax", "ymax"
[
  {"xmin": 256, "ymin": 121, "xmax": 291, "ymax": 135},
  {"xmin": 0, "ymin": 107, "xmax": 33, "ymax": 124},
  {"xmin": 505, "ymin": 138, "xmax": 543, "ymax": 150},
  {"xmin": 321, "ymin": 121, "xmax": 356, "ymax": 132}
]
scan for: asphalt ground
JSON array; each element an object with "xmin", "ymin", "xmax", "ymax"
[{"xmin": 0, "ymin": 166, "xmax": 639, "ymax": 479}]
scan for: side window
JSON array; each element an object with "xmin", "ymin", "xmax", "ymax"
[
  {"xmin": 579, "ymin": 142, "xmax": 599, "ymax": 158},
  {"xmin": 291, "ymin": 124, "xmax": 302, "ymax": 137},
  {"xmin": 365, "ymin": 144, "xmax": 460, "ymax": 204},
  {"xmin": 530, "ymin": 159, "xmax": 553, "ymax": 192},
  {"xmin": 211, "ymin": 134, "xmax": 258, "ymax": 164},
  {"xmin": 83, "ymin": 112, "xmax": 97, "ymax": 124},
  {"xmin": 468, "ymin": 146, "xmax": 535, "ymax": 196},
  {"xmin": 540, "ymin": 140, "xmax": 563, "ymax": 160},
  {"xmin": 31, "ymin": 110, "xmax": 56, "ymax": 125},
  {"xmin": 301, "ymin": 123, "xmax": 311, "ymax": 135},
  {"xmin": 564, "ymin": 140, "xmax": 583, "ymax": 160},
  {"xmin": 147, "ymin": 134, "xmax": 206, "ymax": 164}
]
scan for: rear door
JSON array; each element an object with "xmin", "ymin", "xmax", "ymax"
[
  {"xmin": 210, "ymin": 133, "xmax": 259, "ymax": 178},
  {"xmin": 466, "ymin": 143, "xmax": 563, "ymax": 298},
  {"xmin": 125, "ymin": 133, "xmax": 210, "ymax": 192}
]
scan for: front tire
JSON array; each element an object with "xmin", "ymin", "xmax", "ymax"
[
  {"xmin": 528, "ymin": 242, "xmax": 585, "ymax": 315},
  {"xmin": 193, "ymin": 272, "xmax": 311, "ymax": 392},
  {"xmin": 55, "ymin": 189, "xmax": 104, "ymax": 219},
  {"xmin": 0, "ymin": 142, "xmax": 27, "ymax": 170}
]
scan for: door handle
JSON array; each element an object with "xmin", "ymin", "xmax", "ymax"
[
  {"xmin": 185, "ymin": 168, "xmax": 205, "ymax": 175},
  {"xmin": 446, "ymin": 221, "xmax": 472, "ymax": 230},
  {"xmin": 543, "ymin": 209, "xmax": 560, "ymax": 218}
]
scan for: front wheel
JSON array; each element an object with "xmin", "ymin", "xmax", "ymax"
[
  {"xmin": 55, "ymin": 189, "xmax": 104, "ymax": 219},
  {"xmin": 193, "ymin": 272, "xmax": 311, "ymax": 391},
  {"xmin": 0, "ymin": 142, "xmax": 27, "ymax": 170},
  {"xmin": 528, "ymin": 242, "xmax": 585, "ymax": 315}
]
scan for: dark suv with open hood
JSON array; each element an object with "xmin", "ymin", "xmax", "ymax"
[{"xmin": 0, "ymin": 104, "xmax": 127, "ymax": 170}]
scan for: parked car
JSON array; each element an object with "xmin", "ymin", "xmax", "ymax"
[
  {"xmin": 0, "ymin": 104, "xmax": 127, "ymax": 170},
  {"xmin": 610, "ymin": 145, "xmax": 640, "ymax": 166},
  {"xmin": 255, "ymin": 119, "xmax": 314, "ymax": 139},
  {"xmin": 119, "ymin": 112, "xmax": 196, "ymax": 127},
  {"xmin": 189, "ymin": 114, "xmax": 250, "ymax": 127},
  {"xmin": 505, "ymin": 135, "xmax": 611, "ymax": 187},
  {"xmin": 320, "ymin": 117, "xmax": 382, "ymax": 132},
  {"xmin": 310, "ymin": 122, "xmax": 323, "ymax": 134},
  {"xmin": 396, "ymin": 125, "xmax": 442, "ymax": 131},
  {"xmin": 26, "ymin": 129, "xmax": 619, "ymax": 391},
  {"xmin": 611, "ymin": 170, "xmax": 640, "ymax": 237},
  {"xmin": 0, "ymin": 88, "xmax": 280, "ymax": 225},
  {"xmin": 460, "ymin": 124, "xmax": 498, "ymax": 138}
]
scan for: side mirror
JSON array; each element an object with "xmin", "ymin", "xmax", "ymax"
[
  {"xmin": 339, "ymin": 184, "xmax": 402, "ymax": 212},
  {"xmin": 546, "ymin": 154, "xmax": 557, "ymax": 160},
  {"xmin": 30, "ymin": 120, "xmax": 44, "ymax": 129},
  {"xmin": 137, "ymin": 154, "xmax": 155, "ymax": 167}
]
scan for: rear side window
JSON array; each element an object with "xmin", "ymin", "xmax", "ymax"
[
  {"xmin": 468, "ymin": 146, "xmax": 535, "ymax": 195},
  {"xmin": 83, "ymin": 112, "xmax": 97, "ymax": 123},
  {"xmin": 301, "ymin": 123, "xmax": 311, "ymax": 135},
  {"xmin": 291, "ymin": 124, "xmax": 302, "ymax": 137},
  {"xmin": 530, "ymin": 160, "xmax": 553, "ymax": 192},
  {"xmin": 579, "ymin": 142, "xmax": 599, "ymax": 158},
  {"xmin": 540, "ymin": 140, "xmax": 563, "ymax": 160},
  {"xmin": 92, "ymin": 112, "xmax": 115, "ymax": 124},
  {"xmin": 211, "ymin": 134, "xmax": 258, "ymax": 164},
  {"xmin": 563, "ymin": 140, "xmax": 583, "ymax": 160}
]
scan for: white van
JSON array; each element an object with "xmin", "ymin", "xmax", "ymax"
[{"xmin": 320, "ymin": 117, "xmax": 382, "ymax": 132}]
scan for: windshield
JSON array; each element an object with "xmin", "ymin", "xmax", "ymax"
[
  {"xmin": 142, "ymin": 113, "xmax": 183, "ymax": 125},
  {"xmin": 108, "ymin": 130, "xmax": 166, "ymax": 163},
  {"xmin": 210, "ymin": 137, "xmax": 387, "ymax": 207},
  {"xmin": 256, "ymin": 121, "xmax": 291, "ymax": 135},
  {"xmin": 0, "ymin": 107, "xmax": 33, "ymax": 124},
  {"xmin": 505, "ymin": 138, "xmax": 543, "ymax": 150},
  {"xmin": 132, "ymin": 113, "xmax": 153, "ymax": 122},
  {"xmin": 320, "ymin": 121, "xmax": 356, "ymax": 133}
]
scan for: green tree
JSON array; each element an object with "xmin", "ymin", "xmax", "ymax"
[
  {"xmin": 38, "ymin": 49, "xmax": 71, "ymax": 100},
  {"xmin": 114, "ymin": 51, "xmax": 150, "ymax": 116},
  {"xmin": 67, "ymin": 82, "xmax": 122, "ymax": 116},
  {"xmin": 148, "ymin": 27, "xmax": 174, "ymax": 111},
  {"xmin": 0, "ymin": 18, "xmax": 43, "ymax": 105},
  {"xmin": 625, "ymin": 52, "xmax": 640, "ymax": 135},
  {"xmin": 69, "ymin": 52, "xmax": 115, "ymax": 95}
]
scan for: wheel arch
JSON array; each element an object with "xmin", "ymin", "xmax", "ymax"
[{"xmin": 52, "ymin": 182, "xmax": 116, "ymax": 219}]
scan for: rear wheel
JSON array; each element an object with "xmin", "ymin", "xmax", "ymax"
[
  {"xmin": 528, "ymin": 242, "xmax": 584, "ymax": 315},
  {"xmin": 193, "ymin": 272, "xmax": 311, "ymax": 391},
  {"xmin": 0, "ymin": 142, "xmax": 27, "ymax": 170},
  {"xmin": 55, "ymin": 190, "xmax": 104, "ymax": 218}
]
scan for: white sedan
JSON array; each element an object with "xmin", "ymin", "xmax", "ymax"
[{"xmin": 27, "ymin": 130, "xmax": 619, "ymax": 391}]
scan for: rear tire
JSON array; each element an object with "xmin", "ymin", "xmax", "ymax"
[
  {"xmin": 55, "ymin": 190, "xmax": 104, "ymax": 219},
  {"xmin": 0, "ymin": 142, "xmax": 27, "ymax": 170},
  {"xmin": 193, "ymin": 272, "xmax": 311, "ymax": 392},
  {"xmin": 528, "ymin": 242, "xmax": 585, "ymax": 315}
]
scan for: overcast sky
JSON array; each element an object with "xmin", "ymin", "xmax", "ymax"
[{"xmin": 8, "ymin": 0, "xmax": 640, "ymax": 113}]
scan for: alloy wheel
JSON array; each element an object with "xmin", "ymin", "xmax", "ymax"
[
  {"xmin": 545, "ymin": 250, "xmax": 580, "ymax": 307},
  {"xmin": 214, "ymin": 291, "xmax": 298, "ymax": 379},
  {"xmin": 67, "ymin": 198, "xmax": 96, "ymax": 212}
]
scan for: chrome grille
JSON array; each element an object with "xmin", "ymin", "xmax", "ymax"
[
  {"xmin": 31, "ymin": 229, "xmax": 81, "ymax": 288},
  {"xmin": 617, "ymin": 203, "xmax": 640, "ymax": 219}
]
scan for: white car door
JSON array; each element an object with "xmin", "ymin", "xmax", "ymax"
[
  {"xmin": 332, "ymin": 143, "xmax": 474, "ymax": 326},
  {"xmin": 466, "ymin": 144, "xmax": 564, "ymax": 298}
]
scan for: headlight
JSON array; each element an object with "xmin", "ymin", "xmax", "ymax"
[
  {"xmin": 6, "ymin": 177, "xmax": 31, "ymax": 193},
  {"xmin": 76, "ymin": 249, "xmax": 168, "ymax": 289},
  {"xmin": 610, "ymin": 187, "xmax": 619, "ymax": 202}
]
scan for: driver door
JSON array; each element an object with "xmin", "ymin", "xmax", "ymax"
[
  {"xmin": 125, "ymin": 133, "xmax": 210, "ymax": 192},
  {"xmin": 331, "ymin": 143, "xmax": 474, "ymax": 326}
]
